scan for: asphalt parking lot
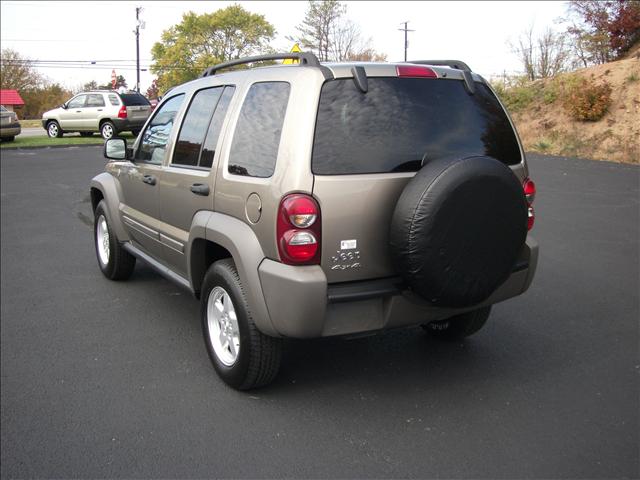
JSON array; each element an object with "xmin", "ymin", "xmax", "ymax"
[{"xmin": 1, "ymin": 146, "xmax": 638, "ymax": 479}]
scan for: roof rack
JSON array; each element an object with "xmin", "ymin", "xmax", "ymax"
[
  {"xmin": 201, "ymin": 52, "xmax": 322, "ymax": 77},
  {"xmin": 408, "ymin": 60, "xmax": 472, "ymax": 72}
]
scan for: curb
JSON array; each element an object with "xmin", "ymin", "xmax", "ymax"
[{"xmin": 1, "ymin": 144, "xmax": 103, "ymax": 151}]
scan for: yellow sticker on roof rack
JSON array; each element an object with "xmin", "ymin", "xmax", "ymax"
[{"xmin": 283, "ymin": 44, "xmax": 301, "ymax": 65}]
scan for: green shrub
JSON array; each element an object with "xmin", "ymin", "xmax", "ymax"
[{"xmin": 562, "ymin": 77, "xmax": 612, "ymax": 121}]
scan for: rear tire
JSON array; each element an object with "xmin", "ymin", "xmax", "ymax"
[
  {"xmin": 3, "ymin": 136, "xmax": 15, "ymax": 142},
  {"xmin": 201, "ymin": 259, "xmax": 282, "ymax": 390},
  {"xmin": 47, "ymin": 121, "xmax": 63, "ymax": 138},
  {"xmin": 94, "ymin": 200, "xmax": 135, "ymax": 280},
  {"xmin": 423, "ymin": 306, "xmax": 491, "ymax": 341}
]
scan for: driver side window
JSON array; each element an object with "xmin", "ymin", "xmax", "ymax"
[
  {"xmin": 135, "ymin": 94, "xmax": 185, "ymax": 164},
  {"xmin": 67, "ymin": 95, "xmax": 87, "ymax": 109}
]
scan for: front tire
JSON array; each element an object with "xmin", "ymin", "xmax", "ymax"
[
  {"xmin": 201, "ymin": 259, "xmax": 282, "ymax": 390},
  {"xmin": 423, "ymin": 306, "xmax": 492, "ymax": 341},
  {"xmin": 94, "ymin": 200, "xmax": 135, "ymax": 280},
  {"xmin": 47, "ymin": 121, "xmax": 63, "ymax": 138},
  {"xmin": 100, "ymin": 121, "xmax": 117, "ymax": 140}
]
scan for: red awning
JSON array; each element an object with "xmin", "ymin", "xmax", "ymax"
[{"xmin": 0, "ymin": 90, "xmax": 25, "ymax": 106}]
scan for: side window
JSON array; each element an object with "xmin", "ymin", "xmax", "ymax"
[
  {"xmin": 172, "ymin": 87, "xmax": 224, "ymax": 168},
  {"xmin": 228, "ymin": 82, "xmax": 290, "ymax": 178},
  {"xmin": 87, "ymin": 94, "xmax": 105, "ymax": 107},
  {"xmin": 108, "ymin": 94, "xmax": 120, "ymax": 106},
  {"xmin": 67, "ymin": 95, "xmax": 87, "ymax": 109},
  {"xmin": 200, "ymin": 86, "xmax": 235, "ymax": 168},
  {"xmin": 135, "ymin": 94, "xmax": 185, "ymax": 164}
]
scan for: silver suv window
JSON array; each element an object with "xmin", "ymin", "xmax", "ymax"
[
  {"xmin": 312, "ymin": 78, "xmax": 522, "ymax": 175},
  {"xmin": 135, "ymin": 94, "xmax": 185, "ymax": 164},
  {"xmin": 67, "ymin": 95, "xmax": 87, "ymax": 109},
  {"xmin": 228, "ymin": 82, "xmax": 290, "ymax": 178},
  {"xmin": 108, "ymin": 94, "xmax": 120, "ymax": 106},
  {"xmin": 87, "ymin": 94, "xmax": 105, "ymax": 107}
]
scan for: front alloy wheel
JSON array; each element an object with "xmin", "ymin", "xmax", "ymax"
[
  {"xmin": 96, "ymin": 214, "xmax": 110, "ymax": 266},
  {"xmin": 207, "ymin": 286, "xmax": 241, "ymax": 366}
]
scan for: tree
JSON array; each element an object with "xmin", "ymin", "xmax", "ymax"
[
  {"xmin": 567, "ymin": 0, "xmax": 640, "ymax": 61},
  {"xmin": 151, "ymin": 5, "xmax": 275, "ymax": 90},
  {"xmin": 83, "ymin": 80, "xmax": 99, "ymax": 91},
  {"xmin": 146, "ymin": 79, "xmax": 160, "ymax": 99},
  {"xmin": 511, "ymin": 26, "xmax": 569, "ymax": 80},
  {"xmin": 0, "ymin": 49, "xmax": 42, "ymax": 91},
  {"xmin": 290, "ymin": 0, "xmax": 345, "ymax": 61},
  {"xmin": 291, "ymin": 1, "xmax": 386, "ymax": 62},
  {"xmin": 21, "ymin": 83, "xmax": 73, "ymax": 119}
]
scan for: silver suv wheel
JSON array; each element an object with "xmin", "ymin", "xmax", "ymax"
[
  {"xmin": 47, "ymin": 122, "xmax": 59, "ymax": 138},
  {"xmin": 96, "ymin": 214, "xmax": 110, "ymax": 266},
  {"xmin": 207, "ymin": 286, "xmax": 240, "ymax": 366},
  {"xmin": 101, "ymin": 122, "xmax": 114, "ymax": 139}
]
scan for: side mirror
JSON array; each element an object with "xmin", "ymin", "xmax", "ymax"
[
  {"xmin": 61, "ymin": 103, "xmax": 68, "ymax": 109},
  {"xmin": 104, "ymin": 138, "xmax": 128, "ymax": 160}
]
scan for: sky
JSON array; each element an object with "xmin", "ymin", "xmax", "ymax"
[{"xmin": 0, "ymin": 1, "xmax": 569, "ymax": 93}]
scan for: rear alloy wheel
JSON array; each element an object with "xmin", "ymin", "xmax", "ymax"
[
  {"xmin": 201, "ymin": 259, "xmax": 282, "ymax": 390},
  {"xmin": 47, "ymin": 121, "xmax": 63, "ymax": 138},
  {"xmin": 100, "ymin": 121, "xmax": 117, "ymax": 140},
  {"xmin": 423, "ymin": 306, "xmax": 492, "ymax": 341}
]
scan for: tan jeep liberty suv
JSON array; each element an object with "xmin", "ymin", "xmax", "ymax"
[{"xmin": 91, "ymin": 53, "xmax": 539, "ymax": 390}]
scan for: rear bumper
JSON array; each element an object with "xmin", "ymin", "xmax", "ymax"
[
  {"xmin": 258, "ymin": 235, "xmax": 539, "ymax": 338},
  {"xmin": 0, "ymin": 122, "xmax": 21, "ymax": 137},
  {"xmin": 112, "ymin": 118, "xmax": 146, "ymax": 131}
]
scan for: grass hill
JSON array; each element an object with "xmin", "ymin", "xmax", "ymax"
[{"xmin": 496, "ymin": 44, "xmax": 639, "ymax": 164}]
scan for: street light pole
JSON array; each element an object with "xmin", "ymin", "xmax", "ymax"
[
  {"xmin": 135, "ymin": 6, "xmax": 141, "ymax": 92},
  {"xmin": 398, "ymin": 21, "xmax": 415, "ymax": 62}
]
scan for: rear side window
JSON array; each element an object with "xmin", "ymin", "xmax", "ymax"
[
  {"xmin": 120, "ymin": 93, "xmax": 150, "ymax": 106},
  {"xmin": 108, "ymin": 94, "xmax": 120, "ymax": 106},
  {"xmin": 228, "ymin": 82, "xmax": 290, "ymax": 178},
  {"xmin": 312, "ymin": 78, "xmax": 522, "ymax": 175},
  {"xmin": 200, "ymin": 86, "xmax": 235, "ymax": 168},
  {"xmin": 86, "ymin": 94, "xmax": 105, "ymax": 107},
  {"xmin": 172, "ymin": 87, "xmax": 224, "ymax": 168}
]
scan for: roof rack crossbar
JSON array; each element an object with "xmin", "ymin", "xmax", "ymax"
[
  {"xmin": 408, "ymin": 59, "xmax": 472, "ymax": 72},
  {"xmin": 201, "ymin": 52, "xmax": 322, "ymax": 77}
]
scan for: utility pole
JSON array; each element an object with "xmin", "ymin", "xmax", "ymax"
[
  {"xmin": 398, "ymin": 21, "xmax": 415, "ymax": 62},
  {"xmin": 135, "ymin": 6, "xmax": 142, "ymax": 92}
]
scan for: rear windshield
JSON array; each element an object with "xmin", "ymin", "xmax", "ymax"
[
  {"xmin": 120, "ymin": 93, "xmax": 150, "ymax": 106},
  {"xmin": 312, "ymin": 78, "xmax": 521, "ymax": 175}
]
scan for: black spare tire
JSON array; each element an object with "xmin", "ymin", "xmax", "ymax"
[{"xmin": 389, "ymin": 156, "xmax": 527, "ymax": 307}]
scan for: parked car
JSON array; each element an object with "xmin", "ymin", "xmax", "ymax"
[
  {"xmin": 0, "ymin": 105, "xmax": 21, "ymax": 141},
  {"xmin": 91, "ymin": 53, "xmax": 538, "ymax": 389},
  {"xmin": 42, "ymin": 90, "xmax": 151, "ymax": 139}
]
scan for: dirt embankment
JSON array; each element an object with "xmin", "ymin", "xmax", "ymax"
[{"xmin": 511, "ymin": 47, "xmax": 639, "ymax": 164}]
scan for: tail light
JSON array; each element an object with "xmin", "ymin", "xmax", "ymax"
[
  {"xmin": 277, "ymin": 194, "xmax": 321, "ymax": 265},
  {"xmin": 117, "ymin": 106, "xmax": 127, "ymax": 119},
  {"xmin": 523, "ymin": 177, "xmax": 536, "ymax": 230},
  {"xmin": 396, "ymin": 65, "xmax": 437, "ymax": 78}
]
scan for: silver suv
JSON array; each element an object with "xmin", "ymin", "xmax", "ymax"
[
  {"xmin": 91, "ymin": 53, "xmax": 539, "ymax": 389},
  {"xmin": 42, "ymin": 90, "xmax": 151, "ymax": 139}
]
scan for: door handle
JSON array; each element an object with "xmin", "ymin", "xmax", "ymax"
[
  {"xmin": 190, "ymin": 183, "xmax": 210, "ymax": 196},
  {"xmin": 142, "ymin": 174, "xmax": 157, "ymax": 186},
  {"xmin": 97, "ymin": 109, "xmax": 103, "ymax": 112},
  {"xmin": 75, "ymin": 110, "xmax": 82, "ymax": 113}
]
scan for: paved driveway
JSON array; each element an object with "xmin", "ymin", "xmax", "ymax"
[{"xmin": 1, "ymin": 147, "xmax": 638, "ymax": 478}]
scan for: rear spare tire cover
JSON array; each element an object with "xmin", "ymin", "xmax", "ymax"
[{"xmin": 389, "ymin": 156, "xmax": 527, "ymax": 307}]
